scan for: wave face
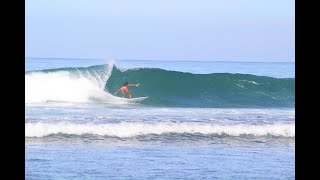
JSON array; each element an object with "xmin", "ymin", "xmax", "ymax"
[
  {"xmin": 106, "ymin": 66, "xmax": 294, "ymax": 107},
  {"xmin": 25, "ymin": 64, "xmax": 294, "ymax": 107},
  {"xmin": 25, "ymin": 122, "xmax": 294, "ymax": 138}
]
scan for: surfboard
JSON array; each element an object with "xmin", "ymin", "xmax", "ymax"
[{"xmin": 123, "ymin": 96, "xmax": 148, "ymax": 102}]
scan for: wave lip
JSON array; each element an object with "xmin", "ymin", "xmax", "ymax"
[{"xmin": 25, "ymin": 122, "xmax": 295, "ymax": 138}]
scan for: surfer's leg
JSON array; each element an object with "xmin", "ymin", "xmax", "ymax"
[
  {"xmin": 125, "ymin": 89, "xmax": 131, "ymax": 99},
  {"xmin": 121, "ymin": 90, "xmax": 125, "ymax": 98}
]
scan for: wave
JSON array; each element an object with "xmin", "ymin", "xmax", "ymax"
[
  {"xmin": 25, "ymin": 122, "xmax": 294, "ymax": 138},
  {"xmin": 25, "ymin": 64, "xmax": 294, "ymax": 107}
]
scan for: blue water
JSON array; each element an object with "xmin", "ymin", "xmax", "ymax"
[
  {"xmin": 26, "ymin": 144, "xmax": 294, "ymax": 179},
  {"xmin": 25, "ymin": 58, "xmax": 295, "ymax": 179}
]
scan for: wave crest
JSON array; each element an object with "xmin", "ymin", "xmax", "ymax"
[{"xmin": 25, "ymin": 122, "xmax": 295, "ymax": 138}]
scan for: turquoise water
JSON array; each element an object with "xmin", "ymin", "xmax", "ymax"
[{"xmin": 25, "ymin": 58, "xmax": 295, "ymax": 179}]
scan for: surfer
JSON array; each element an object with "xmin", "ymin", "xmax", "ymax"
[{"xmin": 114, "ymin": 82, "xmax": 139, "ymax": 99}]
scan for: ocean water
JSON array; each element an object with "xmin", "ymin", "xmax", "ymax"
[{"xmin": 25, "ymin": 58, "xmax": 295, "ymax": 179}]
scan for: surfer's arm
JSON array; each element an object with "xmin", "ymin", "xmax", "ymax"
[
  {"xmin": 127, "ymin": 84, "xmax": 139, "ymax": 87},
  {"xmin": 114, "ymin": 88, "xmax": 121, "ymax": 94}
]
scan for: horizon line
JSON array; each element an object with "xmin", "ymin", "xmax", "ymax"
[{"xmin": 25, "ymin": 57, "xmax": 295, "ymax": 63}]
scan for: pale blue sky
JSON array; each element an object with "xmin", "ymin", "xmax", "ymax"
[{"xmin": 25, "ymin": 0, "xmax": 295, "ymax": 62}]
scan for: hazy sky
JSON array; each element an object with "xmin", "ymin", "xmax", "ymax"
[{"xmin": 26, "ymin": 0, "xmax": 295, "ymax": 62}]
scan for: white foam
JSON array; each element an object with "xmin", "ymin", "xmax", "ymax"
[
  {"xmin": 25, "ymin": 122, "xmax": 295, "ymax": 138},
  {"xmin": 240, "ymin": 80, "xmax": 259, "ymax": 85},
  {"xmin": 25, "ymin": 71, "xmax": 103, "ymax": 103},
  {"xmin": 25, "ymin": 62, "xmax": 135, "ymax": 104}
]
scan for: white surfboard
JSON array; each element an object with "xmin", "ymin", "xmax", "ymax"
[
  {"xmin": 112, "ymin": 96, "xmax": 148, "ymax": 103},
  {"xmin": 123, "ymin": 96, "xmax": 148, "ymax": 102}
]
